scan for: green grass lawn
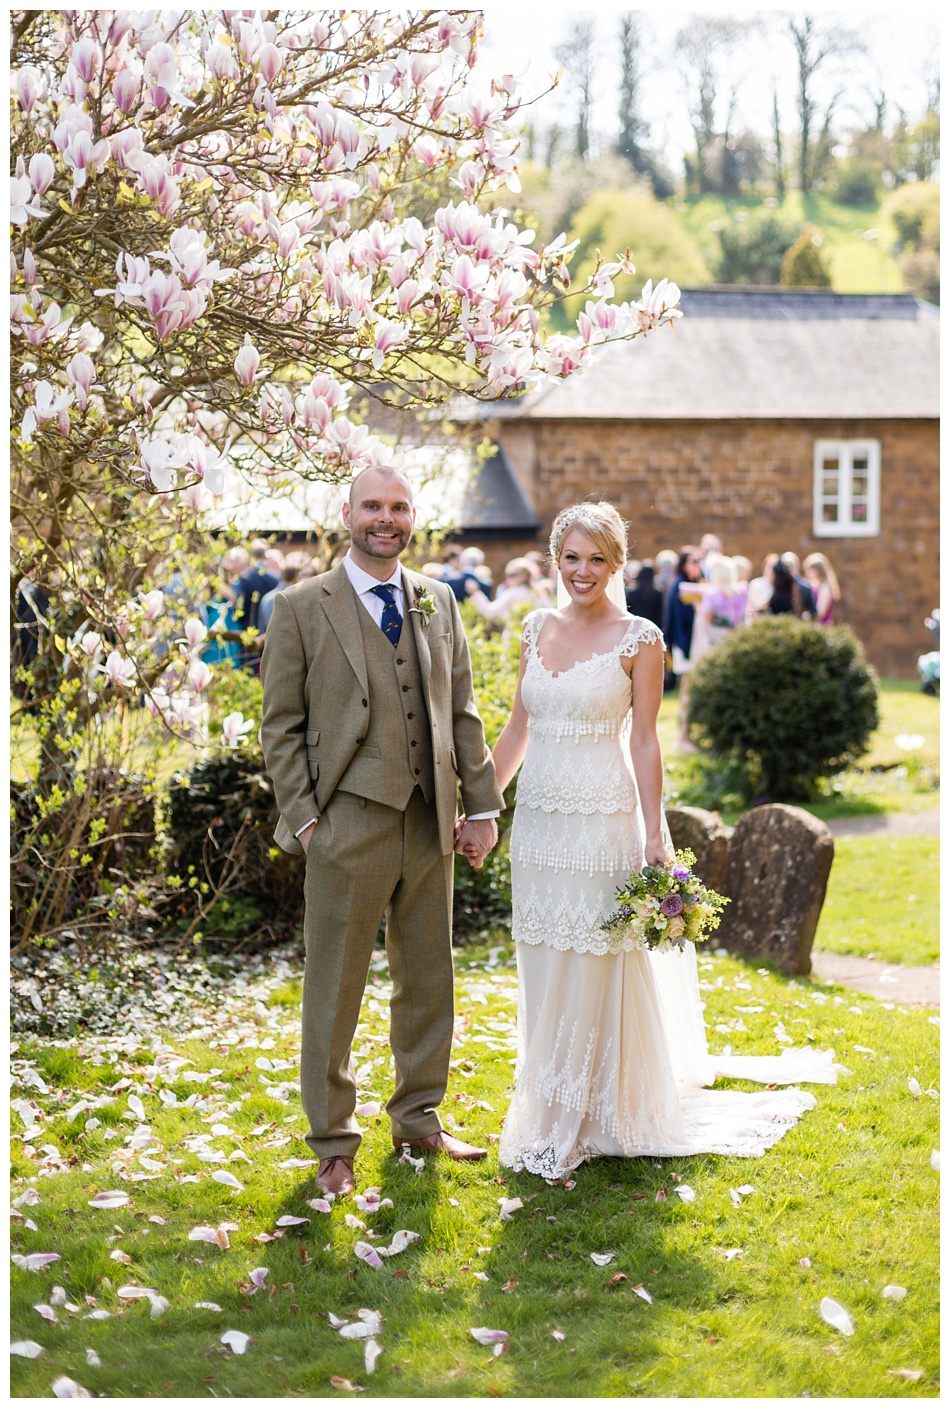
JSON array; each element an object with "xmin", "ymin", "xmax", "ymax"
[
  {"xmin": 674, "ymin": 191, "xmax": 905, "ymax": 294},
  {"xmin": 816, "ymin": 837, "xmax": 939, "ymax": 968},
  {"xmin": 10, "ymin": 944, "xmax": 939, "ymax": 1399}
]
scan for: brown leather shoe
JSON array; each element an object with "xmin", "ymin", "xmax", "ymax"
[
  {"xmin": 392, "ymin": 1131, "xmax": 487, "ymax": 1161},
  {"xmin": 316, "ymin": 1154, "xmax": 355, "ymax": 1197}
]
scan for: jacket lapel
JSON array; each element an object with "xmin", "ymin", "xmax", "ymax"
[
  {"xmin": 322, "ymin": 561, "xmax": 369, "ymax": 694},
  {"xmin": 403, "ymin": 568, "xmax": 432, "ymax": 694}
]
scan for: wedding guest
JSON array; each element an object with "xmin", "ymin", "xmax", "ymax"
[
  {"xmin": 257, "ymin": 554, "xmax": 307, "ymax": 635},
  {"xmin": 768, "ymin": 559, "xmax": 806, "ymax": 617},
  {"xmin": 804, "ymin": 551, "xmax": 841, "ymax": 625},
  {"xmin": 690, "ymin": 555, "xmax": 747, "ymax": 666},
  {"xmin": 732, "ymin": 554, "xmax": 752, "ymax": 584},
  {"xmin": 664, "ymin": 546, "xmax": 703, "ymax": 748},
  {"xmin": 460, "ymin": 546, "xmax": 494, "ymax": 591},
  {"xmin": 440, "ymin": 545, "xmax": 481, "ymax": 603},
  {"xmin": 468, "ymin": 557, "xmax": 536, "ymax": 622},
  {"xmin": 780, "ymin": 551, "xmax": 816, "ymax": 618},
  {"xmin": 523, "ymin": 549, "xmax": 555, "ymax": 604},
  {"xmin": 625, "ymin": 562, "xmax": 664, "ymax": 630},
  {"xmin": 747, "ymin": 552, "xmax": 778, "ymax": 620},
  {"xmin": 202, "ymin": 548, "xmax": 247, "ymax": 667},
  {"xmin": 699, "ymin": 533, "xmax": 723, "ymax": 579},
  {"xmin": 235, "ymin": 540, "xmax": 280, "ymax": 670}
]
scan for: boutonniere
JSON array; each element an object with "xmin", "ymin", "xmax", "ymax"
[{"xmin": 409, "ymin": 584, "xmax": 437, "ymax": 626}]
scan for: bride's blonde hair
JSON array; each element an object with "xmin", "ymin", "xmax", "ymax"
[{"xmin": 549, "ymin": 502, "xmax": 628, "ymax": 574}]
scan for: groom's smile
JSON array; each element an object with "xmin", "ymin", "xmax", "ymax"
[{"xmin": 342, "ymin": 466, "xmax": 416, "ymax": 574}]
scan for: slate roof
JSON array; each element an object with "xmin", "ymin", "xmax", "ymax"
[
  {"xmin": 460, "ymin": 289, "xmax": 939, "ymax": 422},
  {"xmin": 457, "ymin": 442, "xmax": 540, "ymax": 534}
]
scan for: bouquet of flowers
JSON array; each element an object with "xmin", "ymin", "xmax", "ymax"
[{"xmin": 601, "ymin": 848, "xmax": 729, "ymax": 954}]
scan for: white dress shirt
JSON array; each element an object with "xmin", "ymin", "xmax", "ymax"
[{"xmin": 295, "ymin": 552, "xmax": 497, "ymax": 834}]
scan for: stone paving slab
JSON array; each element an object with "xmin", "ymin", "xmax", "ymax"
[{"xmin": 810, "ymin": 949, "xmax": 940, "ymax": 1007}]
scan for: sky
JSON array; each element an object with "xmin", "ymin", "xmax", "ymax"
[{"xmin": 479, "ymin": 5, "xmax": 940, "ymax": 174}]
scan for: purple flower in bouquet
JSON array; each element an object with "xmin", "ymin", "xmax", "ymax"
[
  {"xmin": 660, "ymin": 893, "xmax": 684, "ymax": 917},
  {"xmin": 671, "ymin": 864, "xmax": 690, "ymax": 882}
]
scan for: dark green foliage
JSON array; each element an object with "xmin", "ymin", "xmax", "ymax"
[
  {"xmin": 833, "ymin": 158, "xmax": 879, "ymax": 206},
  {"xmin": 686, "ymin": 618, "xmax": 879, "ymax": 801},
  {"xmin": 779, "ymin": 225, "xmax": 833, "ymax": 287},
  {"xmin": 166, "ymin": 750, "xmax": 305, "ymax": 941},
  {"xmin": 712, "ymin": 213, "xmax": 801, "ymax": 285}
]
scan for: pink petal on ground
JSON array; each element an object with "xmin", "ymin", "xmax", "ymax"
[
  {"xmin": 52, "ymin": 1377, "xmax": 91, "ymax": 1397},
  {"xmin": 275, "ymin": 1214, "xmax": 309, "ymax": 1227},
  {"xmin": 220, "ymin": 1329, "xmax": 250, "ymax": 1354},
  {"xmin": 88, "ymin": 1191, "xmax": 129, "ymax": 1209},
  {"xmin": 353, "ymin": 1241, "xmax": 384, "ymax": 1269},
  {"xmin": 470, "ymin": 1327, "xmax": 509, "ymax": 1346},
  {"xmin": 11, "ymin": 1341, "xmax": 44, "ymax": 1358}
]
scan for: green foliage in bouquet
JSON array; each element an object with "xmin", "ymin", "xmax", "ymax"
[
  {"xmin": 601, "ymin": 848, "xmax": 729, "ymax": 953},
  {"xmin": 686, "ymin": 617, "xmax": 879, "ymax": 801}
]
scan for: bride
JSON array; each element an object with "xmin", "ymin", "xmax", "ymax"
[{"xmin": 472, "ymin": 501, "xmax": 841, "ymax": 1180}]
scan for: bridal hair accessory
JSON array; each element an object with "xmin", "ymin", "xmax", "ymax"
[
  {"xmin": 601, "ymin": 848, "xmax": 729, "ymax": 954},
  {"xmin": 409, "ymin": 584, "xmax": 437, "ymax": 625},
  {"xmin": 548, "ymin": 501, "xmax": 628, "ymax": 570}
]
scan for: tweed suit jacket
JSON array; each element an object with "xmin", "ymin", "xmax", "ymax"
[{"xmin": 259, "ymin": 560, "xmax": 503, "ymax": 857}]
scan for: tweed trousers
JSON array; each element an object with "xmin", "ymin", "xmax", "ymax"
[{"xmin": 300, "ymin": 787, "xmax": 455, "ymax": 1159}]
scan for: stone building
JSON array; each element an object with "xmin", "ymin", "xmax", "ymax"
[{"xmin": 452, "ymin": 288, "xmax": 939, "ymax": 676}]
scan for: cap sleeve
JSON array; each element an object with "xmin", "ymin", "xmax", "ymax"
[
  {"xmin": 521, "ymin": 608, "xmax": 549, "ymax": 650},
  {"xmin": 619, "ymin": 616, "xmax": 665, "ymax": 658}
]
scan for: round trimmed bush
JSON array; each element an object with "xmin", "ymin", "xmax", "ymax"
[{"xmin": 686, "ymin": 617, "xmax": 879, "ymax": 801}]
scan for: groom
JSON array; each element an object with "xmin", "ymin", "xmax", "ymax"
[{"xmin": 260, "ymin": 465, "xmax": 503, "ymax": 1196}]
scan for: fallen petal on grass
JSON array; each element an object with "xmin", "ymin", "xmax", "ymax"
[
  {"xmin": 908, "ymin": 1078, "xmax": 922, "ymax": 1097},
  {"xmin": 499, "ymin": 1196, "xmax": 523, "ymax": 1220},
  {"xmin": 212, "ymin": 1170, "xmax": 244, "ymax": 1192},
  {"xmin": 590, "ymin": 1252, "xmax": 615, "ymax": 1266},
  {"xmin": 379, "ymin": 1230, "xmax": 421, "ymax": 1257},
  {"xmin": 889, "ymin": 1369, "xmax": 924, "ymax": 1381},
  {"xmin": 551, "ymin": 1329, "xmax": 566, "ymax": 1342},
  {"xmin": 820, "ymin": 1297, "xmax": 855, "ymax": 1336},
  {"xmin": 364, "ymin": 1339, "xmax": 383, "ymax": 1373},
  {"xmin": 882, "ymin": 1285, "xmax": 907, "ymax": 1301},
  {"xmin": 220, "ymin": 1329, "xmax": 250, "ymax": 1354},
  {"xmin": 88, "ymin": 1191, "xmax": 129, "ymax": 1209},
  {"xmin": 930, "ymin": 1150, "xmax": 940, "ymax": 1171},
  {"xmin": 308, "ymin": 1198, "xmax": 333, "ymax": 1214},
  {"xmin": 34, "ymin": 1303, "xmax": 57, "ymax": 1322},
  {"xmin": 471, "ymin": 1327, "xmax": 509, "ymax": 1347},
  {"xmin": 330, "ymin": 1376, "xmax": 363, "ymax": 1392},
  {"xmin": 632, "ymin": 1284, "xmax": 653, "ymax": 1303},
  {"xmin": 52, "ymin": 1377, "xmax": 91, "ymax": 1397},
  {"xmin": 12, "ymin": 1252, "xmax": 61, "ymax": 1271},
  {"xmin": 85, "ymin": 1350, "xmax": 101, "ymax": 1367},
  {"xmin": 194, "ymin": 1302, "xmax": 222, "ymax": 1312},
  {"xmin": 11, "ymin": 1341, "xmax": 44, "ymax": 1358},
  {"xmin": 275, "ymin": 1214, "xmax": 309, "ymax": 1227},
  {"xmin": 674, "ymin": 1185, "xmax": 696, "ymax": 1202},
  {"xmin": 248, "ymin": 1268, "xmax": 269, "ymax": 1292},
  {"xmin": 354, "ymin": 1241, "xmax": 384, "ymax": 1269}
]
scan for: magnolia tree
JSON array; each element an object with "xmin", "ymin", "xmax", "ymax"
[{"xmin": 10, "ymin": 8, "xmax": 680, "ymax": 941}]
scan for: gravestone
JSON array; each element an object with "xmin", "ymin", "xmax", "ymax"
[
  {"xmin": 716, "ymin": 804, "xmax": 834, "ymax": 975},
  {"xmin": 666, "ymin": 806, "xmax": 733, "ymax": 894}
]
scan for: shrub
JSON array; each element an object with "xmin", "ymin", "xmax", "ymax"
[
  {"xmin": 900, "ymin": 248, "xmax": 940, "ymax": 305},
  {"xmin": 834, "ymin": 159, "xmax": 880, "ymax": 207},
  {"xmin": 884, "ymin": 181, "xmax": 940, "ymax": 251},
  {"xmin": 686, "ymin": 617, "xmax": 879, "ymax": 801},
  {"xmin": 165, "ymin": 750, "xmax": 305, "ymax": 943},
  {"xmin": 712, "ymin": 214, "xmax": 801, "ymax": 285},
  {"xmin": 780, "ymin": 225, "xmax": 833, "ymax": 287}
]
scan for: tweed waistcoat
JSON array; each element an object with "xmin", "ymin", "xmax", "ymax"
[{"xmin": 335, "ymin": 601, "xmax": 435, "ymax": 808}]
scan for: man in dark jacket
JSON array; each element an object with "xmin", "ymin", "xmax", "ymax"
[{"xmin": 625, "ymin": 562, "xmax": 664, "ymax": 629}]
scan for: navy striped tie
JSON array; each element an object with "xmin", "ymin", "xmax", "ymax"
[{"xmin": 371, "ymin": 584, "xmax": 402, "ymax": 647}]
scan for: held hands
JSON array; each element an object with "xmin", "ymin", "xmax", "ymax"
[{"xmin": 453, "ymin": 816, "xmax": 498, "ymax": 870}]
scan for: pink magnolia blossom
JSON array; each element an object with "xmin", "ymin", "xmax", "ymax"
[
  {"xmin": 65, "ymin": 353, "xmax": 95, "ymax": 408},
  {"xmin": 10, "ymin": 177, "xmax": 43, "ymax": 226},
  {"xmin": 21, "ymin": 381, "xmax": 73, "ymax": 440},
  {"xmin": 188, "ymin": 659, "xmax": 213, "ymax": 694},
  {"xmin": 184, "ymin": 618, "xmax": 209, "ymax": 651},
  {"xmin": 221, "ymin": 711, "xmax": 253, "ymax": 747},
  {"xmin": 79, "ymin": 632, "xmax": 102, "ymax": 658},
  {"xmin": 371, "ymin": 320, "xmax": 408, "ymax": 368},
  {"xmin": 15, "ymin": 65, "xmax": 43, "ymax": 113},
  {"xmin": 71, "ymin": 36, "xmax": 101, "ymax": 85},
  {"xmin": 103, "ymin": 651, "xmax": 136, "ymax": 689},
  {"xmin": 136, "ymin": 436, "xmax": 189, "ymax": 493},
  {"xmin": 234, "ymin": 335, "xmax": 261, "ymax": 386},
  {"xmin": 112, "ymin": 69, "xmax": 141, "ymax": 114},
  {"xmin": 28, "ymin": 154, "xmax": 56, "ymax": 196},
  {"xmin": 140, "ymin": 590, "xmax": 165, "ymax": 622},
  {"xmin": 258, "ymin": 43, "xmax": 283, "ymax": 84}
]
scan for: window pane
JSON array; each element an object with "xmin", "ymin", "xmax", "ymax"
[
  {"xmin": 822, "ymin": 474, "xmax": 839, "ymax": 496},
  {"xmin": 852, "ymin": 455, "xmax": 868, "ymax": 471},
  {"xmin": 822, "ymin": 456, "xmax": 839, "ymax": 471},
  {"xmin": 822, "ymin": 502, "xmax": 839, "ymax": 523},
  {"xmin": 852, "ymin": 472, "xmax": 869, "ymax": 496},
  {"xmin": 852, "ymin": 502, "xmax": 867, "ymax": 522}
]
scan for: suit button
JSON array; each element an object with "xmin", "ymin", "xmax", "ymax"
[
  {"xmin": 361, "ymin": 698, "xmax": 368, "ymax": 707},
  {"xmin": 402, "ymin": 685, "xmax": 409, "ymax": 692},
  {"xmin": 411, "ymin": 740, "xmax": 417, "ymax": 747},
  {"xmin": 396, "ymin": 658, "xmax": 404, "ymax": 665},
  {"xmin": 414, "ymin": 768, "xmax": 420, "ymax": 776},
  {"xmin": 407, "ymin": 712, "xmax": 414, "ymax": 719}
]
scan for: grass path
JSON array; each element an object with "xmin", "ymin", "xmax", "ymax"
[
  {"xmin": 815, "ymin": 836, "xmax": 940, "ymax": 968},
  {"xmin": 11, "ymin": 944, "xmax": 939, "ymax": 1398}
]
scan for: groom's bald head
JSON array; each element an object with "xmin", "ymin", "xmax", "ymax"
[{"xmin": 348, "ymin": 465, "xmax": 414, "ymax": 508}]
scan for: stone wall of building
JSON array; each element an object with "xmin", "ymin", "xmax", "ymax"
[{"xmin": 478, "ymin": 416, "xmax": 938, "ymax": 677}]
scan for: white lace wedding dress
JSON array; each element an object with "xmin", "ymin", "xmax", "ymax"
[{"xmin": 499, "ymin": 609, "xmax": 843, "ymax": 1179}]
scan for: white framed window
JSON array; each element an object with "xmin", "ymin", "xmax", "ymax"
[{"xmin": 813, "ymin": 439, "xmax": 881, "ymax": 537}]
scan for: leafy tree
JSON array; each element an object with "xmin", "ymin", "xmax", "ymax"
[
  {"xmin": 552, "ymin": 15, "xmax": 598, "ymax": 162},
  {"xmin": 675, "ymin": 15, "xmax": 751, "ymax": 195},
  {"xmin": 780, "ymin": 225, "xmax": 832, "ymax": 287},
  {"xmin": 787, "ymin": 13, "xmax": 862, "ymax": 194}
]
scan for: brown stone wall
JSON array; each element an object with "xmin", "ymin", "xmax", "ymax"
[{"xmin": 479, "ymin": 417, "xmax": 937, "ymax": 677}]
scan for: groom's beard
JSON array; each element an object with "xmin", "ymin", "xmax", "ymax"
[{"xmin": 348, "ymin": 521, "xmax": 412, "ymax": 560}]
